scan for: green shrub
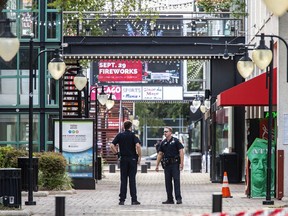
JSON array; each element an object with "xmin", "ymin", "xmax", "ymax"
[
  {"xmin": 0, "ymin": 146, "xmax": 27, "ymax": 168},
  {"xmin": 0, "ymin": 147, "xmax": 73, "ymax": 191},
  {"xmin": 38, "ymin": 151, "xmax": 73, "ymax": 191}
]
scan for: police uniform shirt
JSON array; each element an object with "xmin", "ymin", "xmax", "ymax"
[
  {"xmin": 112, "ymin": 130, "xmax": 140, "ymax": 157},
  {"xmin": 159, "ymin": 137, "xmax": 184, "ymax": 158}
]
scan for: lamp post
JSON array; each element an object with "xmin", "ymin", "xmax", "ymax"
[
  {"xmin": 26, "ymin": 36, "xmax": 66, "ymax": 205},
  {"xmin": 57, "ymin": 67, "xmax": 88, "ymax": 153},
  {"xmin": 237, "ymin": 33, "xmax": 288, "ymax": 205},
  {"xmin": 190, "ymin": 91, "xmax": 211, "ymax": 173},
  {"xmin": 190, "ymin": 94, "xmax": 211, "ymax": 114},
  {"xmin": 89, "ymin": 86, "xmax": 114, "ymax": 180}
]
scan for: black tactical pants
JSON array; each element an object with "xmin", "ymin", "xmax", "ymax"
[
  {"xmin": 119, "ymin": 157, "xmax": 138, "ymax": 202},
  {"xmin": 164, "ymin": 162, "xmax": 182, "ymax": 201}
]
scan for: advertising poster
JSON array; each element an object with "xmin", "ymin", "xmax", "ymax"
[
  {"xmin": 94, "ymin": 60, "xmax": 181, "ymax": 85},
  {"xmin": 246, "ymin": 138, "xmax": 275, "ymax": 198},
  {"xmin": 54, "ymin": 119, "xmax": 94, "ymax": 178}
]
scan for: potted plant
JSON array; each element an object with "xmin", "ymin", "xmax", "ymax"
[
  {"xmin": 195, "ymin": 0, "xmax": 247, "ymax": 17},
  {"xmin": 196, "ymin": 0, "xmax": 232, "ymax": 12}
]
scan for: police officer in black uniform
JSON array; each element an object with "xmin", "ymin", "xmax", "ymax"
[
  {"xmin": 110, "ymin": 120, "xmax": 142, "ymax": 206},
  {"xmin": 155, "ymin": 126, "xmax": 184, "ymax": 204}
]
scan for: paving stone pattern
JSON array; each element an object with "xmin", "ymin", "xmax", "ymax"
[{"xmin": 15, "ymin": 167, "xmax": 288, "ymax": 216}]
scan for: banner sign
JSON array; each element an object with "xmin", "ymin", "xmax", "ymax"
[
  {"xmin": 122, "ymin": 86, "xmax": 142, "ymax": 100},
  {"xmin": 143, "ymin": 87, "xmax": 162, "ymax": 100},
  {"xmin": 98, "ymin": 60, "xmax": 142, "ymax": 82},
  {"xmin": 90, "ymin": 86, "xmax": 121, "ymax": 101},
  {"xmin": 54, "ymin": 119, "xmax": 94, "ymax": 178}
]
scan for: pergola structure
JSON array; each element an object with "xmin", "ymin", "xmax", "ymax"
[{"xmin": 62, "ymin": 35, "xmax": 246, "ymax": 182}]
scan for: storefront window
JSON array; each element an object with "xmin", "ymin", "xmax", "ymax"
[
  {"xmin": 0, "ymin": 78, "xmax": 17, "ymax": 105},
  {"xmin": 47, "ymin": 12, "xmax": 57, "ymax": 39},
  {"xmin": 215, "ymin": 108, "xmax": 230, "ymax": 155},
  {"xmin": 0, "ymin": 114, "xmax": 17, "ymax": 141},
  {"xmin": 191, "ymin": 120, "xmax": 201, "ymax": 152},
  {"xmin": 19, "ymin": 114, "xmax": 38, "ymax": 141}
]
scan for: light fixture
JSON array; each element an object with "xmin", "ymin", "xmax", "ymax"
[
  {"xmin": 73, "ymin": 68, "xmax": 88, "ymax": 91},
  {"xmin": 192, "ymin": 97, "xmax": 201, "ymax": 109},
  {"xmin": 204, "ymin": 99, "xmax": 211, "ymax": 110},
  {"xmin": 237, "ymin": 48, "xmax": 254, "ymax": 78},
  {"xmin": 48, "ymin": 49, "xmax": 66, "ymax": 80},
  {"xmin": 190, "ymin": 105, "xmax": 197, "ymax": 113},
  {"xmin": 105, "ymin": 93, "xmax": 115, "ymax": 110},
  {"xmin": 190, "ymin": 93, "xmax": 211, "ymax": 114},
  {"xmin": 263, "ymin": 0, "xmax": 288, "ymax": 16},
  {"xmin": 252, "ymin": 34, "xmax": 273, "ymax": 70},
  {"xmin": 97, "ymin": 86, "xmax": 109, "ymax": 105},
  {"xmin": 0, "ymin": 19, "xmax": 20, "ymax": 62},
  {"xmin": 223, "ymin": 41, "xmax": 230, "ymax": 60},
  {"xmin": 200, "ymin": 104, "xmax": 206, "ymax": 113}
]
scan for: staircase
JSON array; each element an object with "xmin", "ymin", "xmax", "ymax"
[{"xmin": 90, "ymin": 100, "xmax": 134, "ymax": 164}]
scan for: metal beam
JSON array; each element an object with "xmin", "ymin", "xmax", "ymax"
[{"xmin": 63, "ymin": 36, "xmax": 246, "ymax": 59}]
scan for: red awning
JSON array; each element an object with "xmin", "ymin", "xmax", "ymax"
[{"xmin": 217, "ymin": 68, "xmax": 277, "ymax": 106}]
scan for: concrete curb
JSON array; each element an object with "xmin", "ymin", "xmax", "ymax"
[{"xmin": 0, "ymin": 209, "xmax": 32, "ymax": 216}]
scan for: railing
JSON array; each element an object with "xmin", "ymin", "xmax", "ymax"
[{"xmin": 62, "ymin": 11, "xmax": 244, "ymax": 37}]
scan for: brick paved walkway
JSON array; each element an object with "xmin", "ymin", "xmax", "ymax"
[{"xmin": 8, "ymin": 168, "xmax": 286, "ymax": 216}]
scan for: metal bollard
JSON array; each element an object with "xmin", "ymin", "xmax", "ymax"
[
  {"xmin": 141, "ymin": 164, "xmax": 148, "ymax": 173},
  {"xmin": 212, "ymin": 192, "xmax": 222, "ymax": 213},
  {"xmin": 55, "ymin": 196, "xmax": 65, "ymax": 216},
  {"xmin": 145, "ymin": 161, "xmax": 151, "ymax": 169},
  {"xmin": 109, "ymin": 164, "xmax": 116, "ymax": 173}
]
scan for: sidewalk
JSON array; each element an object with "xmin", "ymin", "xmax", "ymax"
[{"xmin": 2, "ymin": 166, "xmax": 287, "ymax": 216}]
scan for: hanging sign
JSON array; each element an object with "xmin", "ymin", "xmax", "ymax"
[
  {"xmin": 90, "ymin": 86, "xmax": 121, "ymax": 101},
  {"xmin": 143, "ymin": 86, "xmax": 162, "ymax": 100},
  {"xmin": 122, "ymin": 86, "xmax": 142, "ymax": 100}
]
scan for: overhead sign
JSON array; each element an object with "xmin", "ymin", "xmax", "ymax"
[
  {"xmin": 163, "ymin": 86, "xmax": 183, "ymax": 100},
  {"xmin": 122, "ymin": 86, "xmax": 142, "ymax": 100},
  {"xmin": 90, "ymin": 86, "xmax": 121, "ymax": 101},
  {"xmin": 98, "ymin": 60, "xmax": 142, "ymax": 82},
  {"xmin": 143, "ymin": 87, "xmax": 162, "ymax": 100}
]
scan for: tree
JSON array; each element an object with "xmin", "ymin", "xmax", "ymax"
[
  {"xmin": 0, "ymin": 0, "xmax": 8, "ymax": 11},
  {"xmin": 48, "ymin": 0, "xmax": 157, "ymax": 36},
  {"xmin": 135, "ymin": 102, "xmax": 190, "ymax": 136}
]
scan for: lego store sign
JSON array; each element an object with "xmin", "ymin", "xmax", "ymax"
[{"xmin": 98, "ymin": 60, "xmax": 142, "ymax": 82}]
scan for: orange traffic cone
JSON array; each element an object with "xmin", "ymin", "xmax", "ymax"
[{"xmin": 222, "ymin": 171, "xmax": 233, "ymax": 198}]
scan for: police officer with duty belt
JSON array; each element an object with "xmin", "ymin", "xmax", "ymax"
[
  {"xmin": 110, "ymin": 120, "xmax": 142, "ymax": 206},
  {"xmin": 155, "ymin": 126, "xmax": 184, "ymax": 204}
]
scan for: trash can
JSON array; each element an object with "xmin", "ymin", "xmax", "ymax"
[
  {"xmin": 190, "ymin": 152, "xmax": 202, "ymax": 173},
  {"xmin": 0, "ymin": 168, "xmax": 22, "ymax": 208},
  {"xmin": 219, "ymin": 153, "xmax": 240, "ymax": 183},
  {"xmin": 17, "ymin": 157, "xmax": 39, "ymax": 192}
]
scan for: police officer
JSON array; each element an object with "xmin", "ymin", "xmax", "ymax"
[
  {"xmin": 155, "ymin": 127, "xmax": 184, "ymax": 204},
  {"xmin": 110, "ymin": 120, "xmax": 142, "ymax": 206}
]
